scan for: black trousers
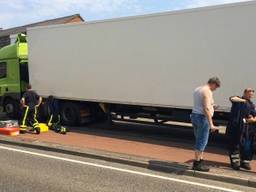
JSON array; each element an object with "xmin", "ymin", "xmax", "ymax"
[
  {"xmin": 47, "ymin": 112, "xmax": 61, "ymax": 131},
  {"xmin": 20, "ymin": 106, "xmax": 40, "ymax": 130},
  {"xmin": 227, "ymin": 123, "xmax": 255, "ymax": 162}
]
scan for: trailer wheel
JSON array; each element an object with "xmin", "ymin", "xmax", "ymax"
[
  {"xmin": 60, "ymin": 102, "xmax": 80, "ymax": 126},
  {"xmin": 4, "ymin": 98, "xmax": 20, "ymax": 118}
]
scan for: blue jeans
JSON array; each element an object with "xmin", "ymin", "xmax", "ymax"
[{"xmin": 191, "ymin": 113, "xmax": 210, "ymax": 152}]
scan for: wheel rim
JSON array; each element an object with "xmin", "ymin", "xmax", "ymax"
[
  {"xmin": 5, "ymin": 103, "xmax": 14, "ymax": 114},
  {"xmin": 63, "ymin": 107, "xmax": 75, "ymax": 123}
]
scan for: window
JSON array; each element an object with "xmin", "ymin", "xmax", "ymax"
[
  {"xmin": 0, "ymin": 62, "xmax": 7, "ymax": 78},
  {"xmin": 20, "ymin": 62, "xmax": 29, "ymax": 82},
  {"xmin": 0, "ymin": 36, "xmax": 10, "ymax": 48}
]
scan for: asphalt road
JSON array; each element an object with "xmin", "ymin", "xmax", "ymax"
[{"xmin": 0, "ymin": 143, "xmax": 254, "ymax": 192}]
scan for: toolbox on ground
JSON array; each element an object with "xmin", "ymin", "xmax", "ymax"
[{"xmin": 0, "ymin": 120, "xmax": 20, "ymax": 136}]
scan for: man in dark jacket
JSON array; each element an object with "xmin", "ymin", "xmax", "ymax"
[
  {"xmin": 226, "ymin": 88, "xmax": 256, "ymax": 170},
  {"xmin": 20, "ymin": 84, "xmax": 42, "ymax": 134},
  {"xmin": 47, "ymin": 96, "xmax": 66, "ymax": 134}
]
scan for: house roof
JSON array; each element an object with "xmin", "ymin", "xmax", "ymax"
[{"xmin": 0, "ymin": 14, "xmax": 84, "ymax": 37}]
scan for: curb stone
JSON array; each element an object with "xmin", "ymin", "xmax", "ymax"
[
  {"xmin": 148, "ymin": 160, "xmax": 255, "ymax": 187},
  {"xmin": 0, "ymin": 137, "xmax": 148, "ymax": 168}
]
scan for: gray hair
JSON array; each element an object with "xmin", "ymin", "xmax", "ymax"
[{"xmin": 208, "ymin": 77, "xmax": 221, "ymax": 87}]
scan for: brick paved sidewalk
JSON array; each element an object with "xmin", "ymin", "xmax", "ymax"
[{"xmin": 14, "ymin": 129, "xmax": 256, "ymax": 173}]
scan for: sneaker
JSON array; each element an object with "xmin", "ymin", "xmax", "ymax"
[
  {"xmin": 60, "ymin": 127, "xmax": 67, "ymax": 134},
  {"xmin": 241, "ymin": 161, "xmax": 251, "ymax": 170},
  {"xmin": 35, "ymin": 127, "xmax": 40, "ymax": 134},
  {"xmin": 192, "ymin": 160, "xmax": 210, "ymax": 172}
]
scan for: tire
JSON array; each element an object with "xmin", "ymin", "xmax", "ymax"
[
  {"xmin": 38, "ymin": 101, "xmax": 50, "ymax": 122},
  {"xmin": 60, "ymin": 102, "xmax": 80, "ymax": 126},
  {"xmin": 4, "ymin": 98, "xmax": 20, "ymax": 119}
]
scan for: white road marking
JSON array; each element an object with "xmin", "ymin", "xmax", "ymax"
[{"xmin": 0, "ymin": 145, "xmax": 242, "ymax": 192}]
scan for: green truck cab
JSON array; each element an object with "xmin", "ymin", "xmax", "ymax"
[{"xmin": 0, "ymin": 34, "xmax": 29, "ymax": 117}]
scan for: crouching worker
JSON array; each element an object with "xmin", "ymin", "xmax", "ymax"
[
  {"xmin": 19, "ymin": 84, "xmax": 42, "ymax": 134},
  {"xmin": 47, "ymin": 96, "xmax": 67, "ymax": 134},
  {"xmin": 226, "ymin": 88, "xmax": 256, "ymax": 170}
]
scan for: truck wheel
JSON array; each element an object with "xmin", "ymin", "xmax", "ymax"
[
  {"xmin": 4, "ymin": 99, "xmax": 20, "ymax": 119},
  {"xmin": 60, "ymin": 102, "xmax": 80, "ymax": 126},
  {"xmin": 38, "ymin": 101, "xmax": 50, "ymax": 122}
]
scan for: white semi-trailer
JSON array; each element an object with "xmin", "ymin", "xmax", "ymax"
[{"xmin": 26, "ymin": 1, "xmax": 256, "ymax": 125}]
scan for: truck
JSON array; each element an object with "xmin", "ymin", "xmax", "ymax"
[
  {"xmin": 0, "ymin": 1, "xmax": 256, "ymax": 126},
  {"xmin": 0, "ymin": 34, "xmax": 28, "ymax": 118}
]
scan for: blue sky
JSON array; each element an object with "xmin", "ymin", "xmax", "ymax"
[{"xmin": 0, "ymin": 0, "xmax": 250, "ymax": 29}]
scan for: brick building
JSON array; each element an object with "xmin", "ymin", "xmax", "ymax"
[{"xmin": 0, "ymin": 14, "xmax": 84, "ymax": 48}]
